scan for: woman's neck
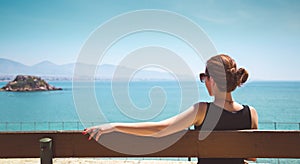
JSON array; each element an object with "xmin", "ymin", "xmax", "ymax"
[
  {"xmin": 212, "ymin": 91, "xmax": 245, "ymax": 112},
  {"xmin": 213, "ymin": 92, "xmax": 234, "ymax": 103}
]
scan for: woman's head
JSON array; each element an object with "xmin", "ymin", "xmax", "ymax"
[{"xmin": 204, "ymin": 54, "xmax": 248, "ymax": 93}]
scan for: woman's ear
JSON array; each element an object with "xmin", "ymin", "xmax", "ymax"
[
  {"xmin": 207, "ymin": 77, "xmax": 215, "ymax": 96},
  {"xmin": 210, "ymin": 77, "xmax": 215, "ymax": 87},
  {"xmin": 210, "ymin": 77, "xmax": 218, "ymax": 95}
]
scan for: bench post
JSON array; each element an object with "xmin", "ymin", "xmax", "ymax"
[{"xmin": 39, "ymin": 137, "xmax": 53, "ymax": 164}]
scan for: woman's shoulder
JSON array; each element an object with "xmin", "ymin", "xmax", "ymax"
[
  {"xmin": 197, "ymin": 102, "xmax": 210, "ymax": 110},
  {"xmin": 246, "ymin": 105, "xmax": 258, "ymax": 129},
  {"xmin": 246, "ymin": 105, "xmax": 257, "ymax": 116},
  {"xmin": 193, "ymin": 102, "xmax": 209, "ymax": 126}
]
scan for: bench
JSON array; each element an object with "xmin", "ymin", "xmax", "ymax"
[{"xmin": 0, "ymin": 130, "xmax": 299, "ymax": 162}]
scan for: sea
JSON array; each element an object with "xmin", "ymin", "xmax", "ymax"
[{"xmin": 0, "ymin": 81, "xmax": 299, "ymax": 163}]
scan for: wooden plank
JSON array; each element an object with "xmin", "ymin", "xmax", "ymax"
[
  {"xmin": 0, "ymin": 130, "xmax": 299, "ymax": 158},
  {"xmin": 196, "ymin": 131, "xmax": 300, "ymax": 158}
]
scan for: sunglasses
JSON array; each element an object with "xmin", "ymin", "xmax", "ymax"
[{"xmin": 199, "ymin": 73, "xmax": 210, "ymax": 83}]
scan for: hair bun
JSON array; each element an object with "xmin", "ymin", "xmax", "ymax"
[
  {"xmin": 236, "ymin": 68, "xmax": 248, "ymax": 86},
  {"xmin": 229, "ymin": 67, "xmax": 236, "ymax": 74}
]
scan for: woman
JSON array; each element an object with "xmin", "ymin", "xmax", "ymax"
[{"xmin": 83, "ymin": 54, "xmax": 258, "ymax": 164}]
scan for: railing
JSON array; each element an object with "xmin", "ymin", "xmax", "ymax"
[
  {"xmin": 259, "ymin": 122, "xmax": 300, "ymax": 130},
  {"xmin": 0, "ymin": 121, "xmax": 100, "ymax": 131},
  {"xmin": 0, "ymin": 121, "xmax": 84, "ymax": 131}
]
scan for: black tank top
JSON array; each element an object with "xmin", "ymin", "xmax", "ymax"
[{"xmin": 194, "ymin": 103, "xmax": 252, "ymax": 164}]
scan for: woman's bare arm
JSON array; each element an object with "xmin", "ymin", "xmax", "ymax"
[{"xmin": 83, "ymin": 103, "xmax": 205, "ymax": 141}]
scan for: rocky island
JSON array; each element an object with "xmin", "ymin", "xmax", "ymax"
[{"xmin": 0, "ymin": 75, "xmax": 62, "ymax": 92}]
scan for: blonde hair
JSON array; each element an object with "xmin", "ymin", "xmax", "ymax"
[{"xmin": 206, "ymin": 54, "xmax": 248, "ymax": 92}]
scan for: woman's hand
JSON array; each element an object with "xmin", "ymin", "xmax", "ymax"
[{"xmin": 82, "ymin": 123, "xmax": 116, "ymax": 141}]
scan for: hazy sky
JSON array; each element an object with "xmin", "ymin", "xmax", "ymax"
[{"xmin": 0, "ymin": 0, "xmax": 300, "ymax": 80}]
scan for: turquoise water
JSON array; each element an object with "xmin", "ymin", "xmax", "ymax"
[
  {"xmin": 0, "ymin": 81, "xmax": 300, "ymax": 130},
  {"xmin": 0, "ymin": 81, "xmax": 299, "ymax": 163}
]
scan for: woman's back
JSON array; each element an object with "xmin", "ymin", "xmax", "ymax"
[{"xmin": 195, "ymin": 103, "xmax": 252, "ymax": 164}]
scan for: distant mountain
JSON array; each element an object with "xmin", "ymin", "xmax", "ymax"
[
  {"xmin": 0, "ymin": 58, "xmax": 73, "ymax": 76},
  {"xmin": 0, "ymin": 58, "xmax": 29, "ymax": 74},
  {"xmin": 0, "ymin": 58, "xmax": 194, "ymax": 81}
]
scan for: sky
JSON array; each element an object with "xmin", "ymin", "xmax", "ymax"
[{"xmin": 0, "ymin": 0, "xmax": 300, "ymax": 80}]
